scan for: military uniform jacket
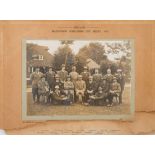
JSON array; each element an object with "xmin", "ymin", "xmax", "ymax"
[
  {"xmin": 75, "ymin": 80, "xmax": 86, "ymax": 91},
  {"xmin": 81, "ymin": 72, "xmax": 90, "ymax": 82},
  {"xmin": 110, "ymin": 82, "xmax": 121, "ymax": 93},
  {"xmin": 53, "ymin": 80, "xmax": 64, "ymax": 90},
  {"xmin": 100, "ymin": 81, "xmax": 109, "ymax": 93},
  {"xmin": 38, "ymin": 80, "xmax": 49, "ymax": 94},
  {"xmin": 30, "ymin": 72, "xmax": 43, "ymax": 88},
  {"xmin": 64, "ymin": 81, "xmax": 74, "ymax": 90},
  {"xmin": 69, "ymin": 71, "xmax": 79, "ymax": 82},
  {"xmin": 93, "ymin": 74, "xmax": 102, "ymax": 83},
  {"xmin": 104, "ymin": 74, "xmax": 114, "ymax": 84},
  {"xmin": 58, "ymin": 70, "xmax": 68, "ymax": 82},
  {"xmin": 86, "ymin": 81, "xmax": 98, "ymax": 93},
  {"xmin": 46, "ymin": 71, "xmax": 55, "ymax": 86},
  {"xmin": 115, "ymin": 73, "xmax": 125, "ymax": 91}
]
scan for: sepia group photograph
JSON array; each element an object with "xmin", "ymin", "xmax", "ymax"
[{"xmin": 22, "ymin": 39, "xmax": 134, "ymax": 120}]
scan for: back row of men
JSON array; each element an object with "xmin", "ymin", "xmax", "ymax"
[{"xmin": 30, "ymin": 64, "xmax": 125, "ymax": 106}]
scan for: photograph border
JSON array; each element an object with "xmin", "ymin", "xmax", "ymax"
[{"xmin": 22, "ymin": 38, "xmax": 135, "ymax": 121}]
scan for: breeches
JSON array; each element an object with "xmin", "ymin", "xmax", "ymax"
[{"xmin": 76, "ymin": 90, "xmax": 85, "ymax": 96}]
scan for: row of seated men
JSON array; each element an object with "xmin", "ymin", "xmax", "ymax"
[{"xmin": 30, "ymin": 65, "xmax": 125, "ymax": 106}]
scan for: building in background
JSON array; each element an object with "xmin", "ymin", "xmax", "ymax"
[
  {"xmin": 86, "ymin": 58, "xmax": 100, "ymax": 70},
  {"xmin": 26, "ymin": 43, "xmax": 53, "ymax": 78}
]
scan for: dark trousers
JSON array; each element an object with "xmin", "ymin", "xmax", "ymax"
[
  {"xmin": 85, "ymin": 92, "xmax": 93, "ymax": 102},
  {"xmin": 32, "ymin": 87, "xmax": 39, "ymax": 102},
  {"xmin": 119, "ymin": 91, "xmax": 123, "ymax": 104},
  {"xmin": 88, "ymin": 98, "xmax": 103, "ymax": 105},
  {"xmin": 54, "ymin": 99, "xmax": 70, "ymax": 105},
  {"xmin": 47, "ymin": 93, "xmax": 53, "ymax": 103},
  {"xmin": 108, "ymin": 93, "xmax": 118, "ymax": 104}
]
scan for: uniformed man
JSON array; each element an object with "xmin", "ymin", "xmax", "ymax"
[
  {"xmin": 99, "ymin": 76, "xmax": 109, "ymax": 104},
  {"xmin": 107, "ymin": 77, "xmax": 121, "ymax": 106},
  {"xmin": 53, "ymin": 85, "xmax": 70, "ymax": 105},
  {"xmin": 93, "ymin": 68, "xmax": 102, "ymax": 85},
  {"xmin": 30, "ymin": 67, "xmax": 43, "ymax": 103},
  {"xmin": 57, "ymin": 64, "xmax": 68, "ymax": 83},
  {"xmin": 53, "ymin": 74, "xmax": 64, "ymax": 92},
  {"xmin": 46, "ymin": 67, "xmax": 55, "ymax": 90},
  {"xmin": 46, "ymin": 67, "xmax": 55, "ymax": 103},
  {"xmin": 38, "ymin": 76, "xmax": 49, "ymax": 103},
  {"xmin": 88, "ymin": 87, "xmax": 106, "ymax": 105},
  {"xmin": 64, "ymin": 75, "xmax": 74, "ymax": 104},
  {"xmin": 104, "ymin": 68, "xmax": 114, "ymax": 87},
  {"xmin": 69, "ymin": 66, "xmax": 79, "ymax": 84},
  {"xmin": 74, "ymin": 75, "xmax": 86, "ymax": 104},
  {"xmin": 85, "ymin": 76, "xmax": 98, "ymax": 102},
  {"xmin": 81, "ymin": 66, "xmax": 90, "ymax": 82},
  {"xmin": 115, "ymin": 69, "xmax": 125, "ymax": 104}
]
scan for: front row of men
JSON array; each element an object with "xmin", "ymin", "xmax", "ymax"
[{"xmin": 30, "ymin": 67, "xmax": 125, "ymax": 106}]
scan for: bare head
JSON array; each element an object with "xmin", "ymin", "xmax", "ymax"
[{"xmin": 107, "ymin": 68, "xmax": 111, "ymax": 74}]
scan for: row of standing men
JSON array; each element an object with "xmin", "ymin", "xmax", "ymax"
[{"xmin": 30, "ymin": 65, "xmax": 125, "ymax": 106}]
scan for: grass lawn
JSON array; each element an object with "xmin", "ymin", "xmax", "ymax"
[{"xmin": 27, "ymin": 85, "xmax": 131, "ymax": 116}]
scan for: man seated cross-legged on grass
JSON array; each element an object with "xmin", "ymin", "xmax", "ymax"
[
  {"xmin": 88, "ymin": 87, "xmax": 107, "ymax": 105},
  {"xmin": 53, "ymin": 85, "xmax": 70, "ymax": 105}
]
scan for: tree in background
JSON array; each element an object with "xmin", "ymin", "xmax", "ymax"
[
  {"xmin": 119, "ymin": 56, "xmax": 131, "ymax": 82},
  {"xmin": 53, "ymin": 41, "xmax": 75, "ymax": 72},
  {"xmin": 77, "ymin": 42, "xmax": 105, "ymax": 65},
  {"xmin": 100, "ymin": 55, "xmax": 111, "ymax": 74},
  {"xmin": 74, "ymin": 56, "xmax": 85, "ymax": 74},
  {"xmin": 60, "ymin": 40, "xmax": 74, "ymax": 45},
  {"xmin": 76, "ymin": 42, "xmax": 119, "ymax": 74}
]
